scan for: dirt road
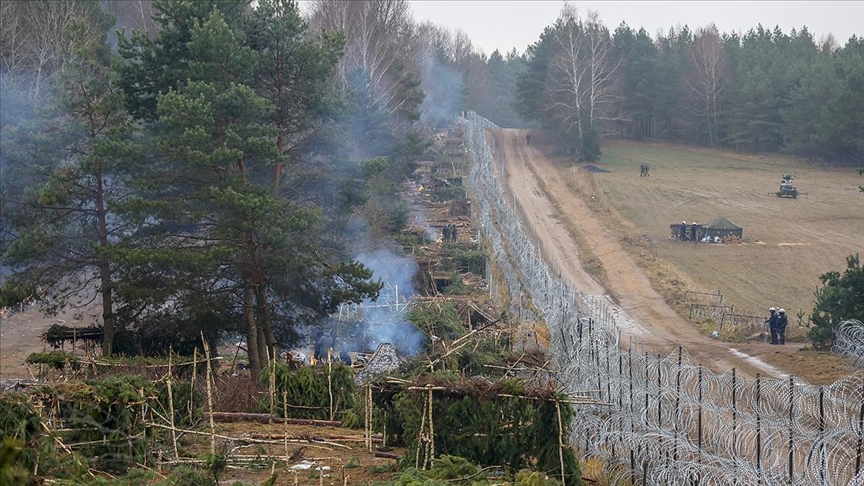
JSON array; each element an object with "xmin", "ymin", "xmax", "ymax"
[{"xmin": 494, "ymin": 128, "xmax": 818, "ymax": 380}]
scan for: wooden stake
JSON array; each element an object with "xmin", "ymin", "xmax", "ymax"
[
  {"xmin": 189, "ymin": 347, "xmax": 197, "ymax": 424},
  {"xmin": 283, "ymin": 390, "xmax": 289, "ymax": 462},
  {"xmin": 416, "ymin": 391, "xmax": 427, "ymax": 469},
  {"xmin": 328, "ymin": 348, "xmax": 334, "ymax": 421},
  {"xmin": 167, "ymin": 347, "xmax": 179, "ymax": 459},
  {"xmin": 556, "ymin": 398, "xmax": 566, "ymax": 486},
  {"xmin": 268, "ymin": 348, "xmax": 276, "ymax": 419},
  {"xmin": 201, "ymin": 332, "xmax": 216, "ymax": 455},
  {"xmin": 427, "ymin": 385, "xmax": 435, "ymax": 469},
  {"xmin": 364, "ymin": 383, "xmax": 372, "ymax": 452}
]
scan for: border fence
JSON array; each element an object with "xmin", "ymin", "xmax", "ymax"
[
  {"xmin": 460, "ymin": 113, "xmax": 864, "ymax": 485},
  {"xmin": 833, "ymin": 320, "xmax": 864, "ymax": 368}
]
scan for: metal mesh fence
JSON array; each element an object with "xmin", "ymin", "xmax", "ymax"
[{"xmin": 459, "ymin": 113, "xmax": 864, "ymax": 485}]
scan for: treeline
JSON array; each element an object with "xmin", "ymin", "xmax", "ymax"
[
  {"xmin": 510, "ymin": 5, "xmax": 864, "ymax": 162},
  {"xmin": 2, "ymin": 0, "xmax": 861, "ymax": 374},
  {"xmin": 0, "ymin": 0, "xmax": 464, "ymax": 379}
]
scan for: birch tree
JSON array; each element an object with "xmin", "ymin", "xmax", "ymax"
[
  {"xmin": 683, "ymin": 25, "xmax": 729, "ymax": 146},
  {"xmin": 308, "ymin": 0, "xmax": 421, "ymax": 121},
  {"xmin": 0, "ymin": 1, "xmax": 109, "ymax": 104},
  {"xmin": 583, "ymin": 11, "xmax": 620, "ymax": 133},
  {"xmin": 547, "ymin": 4, "xmax": 587, "ymax": 156}
]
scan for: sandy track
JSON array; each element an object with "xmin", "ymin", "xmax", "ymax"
[{"xmin": 494, "ymin": 128, "xmax": 803, "ymax": 379}]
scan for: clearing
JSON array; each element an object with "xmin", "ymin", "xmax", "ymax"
[{"xmin": 495, "ymin": 128, "xmax": 861, "ymax": 384}]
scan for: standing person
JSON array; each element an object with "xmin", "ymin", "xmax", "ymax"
[
  {"xmin": 766, "ymin": 307, "xmax": 778, "ymax": 344},
  {"xmin": 526, "ymin": 133, "xmax": 532, "ymax": 145},
  {"xmin": 644, "ymin": 163, "xmax": 649, "ymax": 177},
  {"xmin": 680, "ymin": 221, "xmax": 687, "ymax": 241},
  {"xmin": 776, "ymin": 309, "xmax": 788, "ymax": 345},
  {"xmin": 690, "ymin": 222, "xmax": 698, "ymax": 244},
  {"xmin": 451, "ymin": 224, "xmax": 458, "ymax": 242},
  {"xmin": 442, "ymin": 224, "xmax": 451, "ymax": 244}
]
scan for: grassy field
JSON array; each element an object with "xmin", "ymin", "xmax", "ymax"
[{"xmin": 593, "ymin": 139, "xmax": 864, "ymax": 324}]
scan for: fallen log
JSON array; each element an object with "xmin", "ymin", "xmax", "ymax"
[
  {"xmin": 247, "ymin": 433, "xmax": 382, "ymax": 443},
  {"xmin": 374, "ymin": 451, "xmax": 400, "ymax": 459},
  {"xmin": 206, "ymin": 412, "xmax": 342, "ymax": 427}
]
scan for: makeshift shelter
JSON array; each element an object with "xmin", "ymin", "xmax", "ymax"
[{"xmin": 702, "ymin": 217, "xmax": 743, "ymax": 239}]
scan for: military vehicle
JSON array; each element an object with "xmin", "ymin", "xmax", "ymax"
[{"xmin": 771, "ymin": 173, "xmax": 806, "ymax": 198}]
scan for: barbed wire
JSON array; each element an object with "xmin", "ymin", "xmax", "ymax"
[
  {"xmin": 832, "ymin": 320, "xmax": 864, "ymax": 367},
  {"xmin": 459, "ymin": 113, "xmax": 864, "ymax": 485}
]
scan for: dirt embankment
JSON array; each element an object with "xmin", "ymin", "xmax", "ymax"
[{"xmin": 494, "ymin": 128, "xmax": 852, "ymax": 383}]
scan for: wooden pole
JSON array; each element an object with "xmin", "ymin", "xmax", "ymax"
[
  {"xmin": 365, "ymin": 384, "xmax": 373, "ymax": 452},
  {"xmin": 328, "ymin": 349, "xmax": 334, "ymax": 421},
  {"xmin": 416, "ymin": 390, "xmax": 427, "ymax": 469},
  {"xmin": 284, "ymin": 390, "xmax": 289, "ymax": 463},
  {"xmin": 268, "ymin": 348, "xmax": 276, "ymax": 420},
  {"xmin": 167, "ymin": 347, "xmax": 179, "ymax": 459},
  {"xmin": 556, "ymin": 398, "xmax": 566, "ymax": 485},
  {"xmin": 189, "ymin": 347, "xmax": 197, "ymax": 424},
  {"xmin": 426, "ymin": 384, "xmax": 435, "ymax": 469},
  {"xmin": 201, "ymin": 333, "xmax": 216, "ymax": 455}
]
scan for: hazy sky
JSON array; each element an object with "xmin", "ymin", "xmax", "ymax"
[{"xmin": 409, "ymin": 1, "xmax": 864, "ymax": 55}]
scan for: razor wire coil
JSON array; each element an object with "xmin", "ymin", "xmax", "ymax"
[{"xmin": 459, "ymin": 112, "xmax": 864, "ymax": 486}]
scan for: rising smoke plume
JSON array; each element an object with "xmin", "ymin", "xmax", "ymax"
[{"xmin": 354, "ymin": 244, "xmax": 425, "ymax": 355}]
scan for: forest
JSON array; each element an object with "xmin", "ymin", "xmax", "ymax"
[{"xmin": 3, "ymin": 1, "xmax": 861, "ymax": 360}]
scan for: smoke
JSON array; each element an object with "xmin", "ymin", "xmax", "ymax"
[
  {"xmin": 406, "ymin": 185, "xmax": 438, "ymax": 242},
  {"xmin": 419, "ymin": 54, "xmax": 464, "ymax": 128},
  {"xmin": 354, "ymin": 245, "xmax": 425, "ymax": 355}
]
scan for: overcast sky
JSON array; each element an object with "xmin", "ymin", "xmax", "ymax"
[{"xmin": 408, "ymin": 1, "xmax": 864, "ymax": 56}]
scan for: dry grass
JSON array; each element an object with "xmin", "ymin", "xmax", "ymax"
[{"xmin": 592, "ymin": 139, "xmax": 863, "ymax": 326}]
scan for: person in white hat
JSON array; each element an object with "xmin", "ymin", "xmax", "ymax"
[{"xmin": 765, "ymin": 307, "xmax": 778, "ymax": 344}]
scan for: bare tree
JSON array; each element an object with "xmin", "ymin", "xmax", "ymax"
[
  {"xmin": 0, "ymin": 1, "xmax": 25, "ymax": 91},
  {"xmin": 99, "ymin": 0, "xmax": 159, "ymax": 38},
  {"xmin": 547, "ymin": 4, "xmax": 587, "ymax": 154},
  {"xmin": 308, "ymin": 0, "xmax": 418, "ymax": 117},
  {"xmin": 583, "ymin": 11, "xmax": 620, "ymax": 131},
  {"xmin": 543, "ymin": 5, "xmax": 621, "ymax": 158},
  {"xmin": 0, "ymin": 1, "xmax": 105, "ymax": 103},
  {"xmin": 683, "ymin": 25, "xmax": 729, "ymax": 146}
]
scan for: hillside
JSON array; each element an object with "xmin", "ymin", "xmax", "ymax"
[{"xmin": 496, "ymin": 128, "xmax": 860, "ymax": 384}]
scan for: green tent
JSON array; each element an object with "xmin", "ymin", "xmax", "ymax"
[{"xmin": 703, "ymin": 217, "xmax": 743, "ymax": 239}]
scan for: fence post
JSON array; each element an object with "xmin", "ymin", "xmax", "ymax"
[
  {"xmin": 629, "ymin": 349, "xmax": 636, "ymax": 486},
  {"xmin": 698, "ymin": 364, "xmax": 703, "ymax": 459},
  {"xmin": 857, "ymin": 375, "xmax": 864, "ymax": 478},
  {"xmin": 756, "ymin": 374, "xmax": 761, "ymax": 481},
  {"xmin": 674, "ymin": 347, "xmax": 682, "ymax": 462},
  {"xmin": 788, "ymin": 375, "xmax": 794, "ymax": 485},
  {"xmin": 606, "ymin": 341, "xmax": 611, "ymax": 405},
  {"xmin": 644, "ymin": 352, "xmax": 649, "ymax": 425},
  {"xmin": 820, "ymin": 385, "xmax": 826, "ymax": 486},
  {"xmin": 732, "ymin": 369, "xmax": 737, "ymax": 468}
]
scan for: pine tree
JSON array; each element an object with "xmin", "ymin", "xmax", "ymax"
[{"xmin": 2, "ymin": 37, "xmax": 139, "ymax": 355}]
